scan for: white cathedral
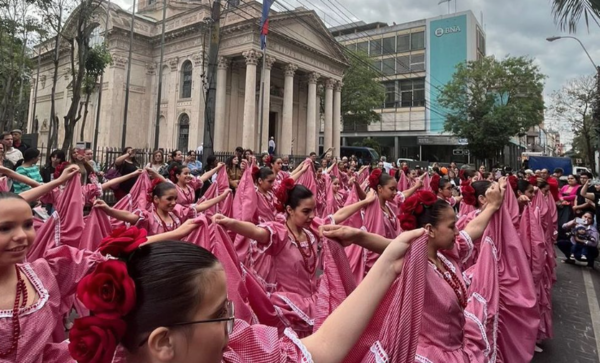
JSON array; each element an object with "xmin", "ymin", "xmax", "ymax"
[{"xmin": 28, "ymin": 0, "xmax": 347, "ymax": 155}]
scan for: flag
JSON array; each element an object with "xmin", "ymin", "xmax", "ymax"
[{"xmin": 260, "ymin": 0, "xmax": 275, "ymax": 49}]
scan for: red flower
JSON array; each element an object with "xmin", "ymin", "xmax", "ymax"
[
  {"xmin": 417, "ymin": 191, "xmax": 438, "ymax": 207},
  {"xmin": 77, "ymin": 260, "xmax": 136, "ymax": 319},
  {"xmin": 401, "ymin": 197, "xmax": 419, "ymax": 215},
  {"xmin": 68, "ymin": 316, "xmax": 126, "ymax": 363},
  {"xmin": 98, "ymin": 226, "xmax": 147, "ymax": 257},
  {"xmin": 462, "ymin": 184, "xmax": 476, "ymax": 206},
  {"xmin": 368, "ymin": 169, "xmax": 382, "ymax": 189},
  {"xmin": 399, "ymin": 212, "xmax": 417, "ymax": 231},
  {"xmin": 528, "ymin": 175, "xmax": 539, "ymax": 187},
  {"xmin": 281, "ymin": 177, "xmax": 295, "ymax": 190},
  {"xmin": 430, "ymin": 174, "xmax": 440, "ymax": 192}
]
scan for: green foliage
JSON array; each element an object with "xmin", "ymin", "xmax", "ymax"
[
  {"xmin": 341, "ymin": 50, "xmax": 385, "ymax": 126},
  {"xmin": 438, "ymin": 56, "xmax": 546, "ymax": 161},
  {"xmin": 85, "ymin": 44, "xmax": 111, "ymax": 79},
  {"xmin": 551, "ymin": 0, "xmax": 600, "ymax": 33}
]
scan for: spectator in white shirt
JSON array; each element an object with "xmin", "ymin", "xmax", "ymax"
[
  {"xmin": 380, "ymin": 156, "xmax": 392, "ymax": 174},
  {"xmin": 196, "ymin": 143, "xmax": 203, "ymax": 157},
  {"xmin": 268, "ymin": 137, "xmax": 276, "ymax": 155},
  {"xmin": 1, "ymin": 132, "xmax": 23, "ymax": 166}
]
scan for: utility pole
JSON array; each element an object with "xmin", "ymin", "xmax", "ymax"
[
  {"xmin": 121, "ymin": 0, "xmax": 137, "ymax": 149},
  {"xmin": 92, "ymin": 0, "xmax": 112, "ymax": 159},
  {"xmin": 153, "ymin": 0, "xmax": 167, "ymax": 150},
  {"xmin": 201, "ymin": 0, "xmax": 221, "ymax": 165}
]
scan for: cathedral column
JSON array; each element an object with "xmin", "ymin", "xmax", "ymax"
[
  {"xmin": 281, "ymin": 63, "xmax": 297, "ymax": 156},
  {"xmin": 242, "ymin": 50, "xmax": 261, "ymax": 149},
  {"xmin": 333, "ymin": 80, "xmax": 342, "ymax": 158},
  {"xmin": 167, "ymin": 57, "xmax": 179, "ymax": 149},
  {"xmin": 323, "ymin": 78, "xmax": 334, "ymax": 154},
  {"xmin": 306, "ymin": 72, "xmax": 319, "ymax": 154},
  {"xmin": 259, "ymin": 55, "xmax": 276, "ymax": 153},
  {"xmin": 214, "ymin": 56, "xmax": 229, "ymax": 152}
]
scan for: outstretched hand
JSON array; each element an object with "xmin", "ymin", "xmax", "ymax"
[
  {"xmin": 380, "ymin": 228, "xmax": 426, "ymax": 275},
  {"xmin": 320, "ymin": 225, "xmax": 362, "ymax": 247}
]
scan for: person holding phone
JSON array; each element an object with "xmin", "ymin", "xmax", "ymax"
[{"xmin": 114, "ymin": 147, "xmax": 140, "ymax": 201}]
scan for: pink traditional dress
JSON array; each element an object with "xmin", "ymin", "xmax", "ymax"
[
  {"xmin": 1, "ymin": 246, "xmax": 104, "ymax": 362},
  {"xmin": 346, "ymin": 197, "xmax": 401, "ymax": 283},
  {"xmin": 274, "ymin": 170, "xmax": 290, "ymax": 190},
  {"xmin": 134, "ymin": 204, "xmax": 196, "ymax": 236},
  {"xmin": 252, "ymin": 216, "xmax": 334, "ymax": 337},
  {"xmin": 397, "ymin": 170, "xmax": 409, "ymax": 192},
  {"xmin": 321, "ymin": 174, "xmax": 345, "ymax": 218},
  {"xmin": 174, "ymin": 177, "xmax": 203, "ymax": 206},
  {"xmin": 196, "ymin": 167, "xmax": 233, "ymax": 220}
]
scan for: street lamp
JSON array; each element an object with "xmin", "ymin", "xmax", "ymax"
[{"xmin": 547, "ymin": 35, "xmax": 600, "ymax": 173}]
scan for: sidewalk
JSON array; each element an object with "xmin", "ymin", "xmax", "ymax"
[{"xmin": 532, "ymin": 250, "xmax": 600, "ymax": 363}]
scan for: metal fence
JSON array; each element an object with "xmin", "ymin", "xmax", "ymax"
[{"xmin": 35, "ymin": 144, "xmax": 311, "ymax": 171}]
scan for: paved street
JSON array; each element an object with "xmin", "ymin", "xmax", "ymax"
[{"xmin": 532, "ymin": 249, "xmax": 600, "ymax": 363}]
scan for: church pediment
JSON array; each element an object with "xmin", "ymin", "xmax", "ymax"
[{"xmin": 268, "ymin": 11, "xmax": 347, "ymax": 65}]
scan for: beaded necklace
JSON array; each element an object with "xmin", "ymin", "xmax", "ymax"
[
  {"xmin": 429, "ymin": 256, "xmax": 467, "ymax": 309},
  {"xmin": 286, "ymin": 222, "xmax": 316, "ymax": 275},
  {"xmin": 0, "ymin": 266, "xmax": 27, "ymax": 357},
  {"xmin": 155, "ymin": 211, "xmax": 175, "ymax": 232},
  {"xmin": 177, "ymin": 183, "xmax": 193, "ymax": 203}
]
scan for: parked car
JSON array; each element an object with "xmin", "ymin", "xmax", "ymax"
[{"xmin": 340, "ymin": 146, "xmax": 379, "ymax": 166}]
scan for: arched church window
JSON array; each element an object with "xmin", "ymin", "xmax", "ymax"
[
  {"xmin": 180, "ymin": 61, "xmax": 192, "ymax": 98},
  {"xmin": 178, "ymin": 113, "xmax": 190, "ymax": 151}
]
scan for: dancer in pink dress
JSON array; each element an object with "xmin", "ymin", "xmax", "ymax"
[
  {"xmin": 431, "ymin": 174, "xmax": 463, "ymax": 207},
  {"xmin": 346, "ymin": 169, "xmax": 422, "ymax": 282},
  {"xmin": 159, "ymin": 162, "xmax": 224, "ymax": 206},
  {"xmin": 68, "ymin": 226, "xmax": 426, "ymax": 363},
  {"xmin": 213, "ymin": 182, "xmax": 375, "ymax": 336},
  {"xmin": 94, "ymin": 181, "xmax": 230, "ymax": 237}
]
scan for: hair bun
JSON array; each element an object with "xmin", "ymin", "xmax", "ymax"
[
  {"xmin": 461, "ymin": 183, "xmax": 476, "ymax": 206},
  {"xmin": 399, "ymin": 191, "xmax": 438, "ymax": 230},
  {"xmin": 274, "ymin": 177, "xmax": 295, "ymax": 212},
  {"xmin": 430, "ymin": 173, "xmax": 441, "ymax": 192}
]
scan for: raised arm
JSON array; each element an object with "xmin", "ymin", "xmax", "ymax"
[
  {"xmin": 212, "ymin": 214, "xmax": 269, "ymax": 244},
  {"xmin": 93, "ymin": 200, "xmax": 140, "ymax": 225},
  {"xmin": 18, "ymin": 165, "xmax": 79, "ymax": 203},
  {"xmin": 322, "ymin": 225, "xmax": 392, "ymax": 254},
  {"xmin": 145, "ymin": 167, "xmax": 166, "ymax": 183},
  {"xmin": 114, "ymin": 153, "xmax": 130, "ymax": 167},
  {"xmin": 288, "ymin": 162, "xmax": 310, "ymax": 182},
  {"xmin": 463, "ymin": 180, "xmax": 504, "ymax": 241},
  {"xmin": 330, "ymin": 190, "xmax": 376, "ymax": 224},
  {"xmin": 0, "ymin": 166, "xmax": 42, "ymax": 188},
  {"xmin": 195, "ymin": 190, "xmax": 231, "ymax": 212},
  {"xmin": 199, "ymin": 162, "xmax": 225, "ymax": 183},
  {"xmin": 402, "ymin": 176, "xmax": 423, "ymax": 199},
  {"xmin": 353, "ymin": 178, "xmax": 367, "ymax": 201},
  {"xmin": 101, "ymin": 169, "xmax": 144, "ymax": 191},
  {"xmin": 581, "ymin": 181, "xmax": 596, "ymax": 201},
  {"xmin": 302, "ymin": 229, "xmax": 426, "ymax": 363},
  {"xmin": 146, "ymin": 219, "xmax": 200, "ymax": 244}
]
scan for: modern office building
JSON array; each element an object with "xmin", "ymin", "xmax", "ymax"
[{"xmin": 331, "ymin": 11, "xmax": 494, "ymax": 164}]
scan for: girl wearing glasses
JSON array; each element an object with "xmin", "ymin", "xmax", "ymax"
[{"xmin": 68, "ymin": 229, "xmax": 425, "ymax": 363}]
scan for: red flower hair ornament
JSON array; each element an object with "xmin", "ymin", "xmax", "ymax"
[
  {"xmin": 368, "ymin": 169, "xmax": 383, "ymax": 190},
  {"xmin": 274, "ymin": 177, "xmax": 296, "ymax": 212},
  {"xmin": 251, "ymin": 165, "xmax": 261, "ymax": 182},
  {"xmin": 70, "ymin": 226, "xmax": 146, "ymax": 363},
  {"xmin": 430, "ymin": 173, "xmax": 441, "ymax": 192},
  {"xmin": 461, "ymin": 182, "xmax": 476, "ymax": 206},
  {"xmin": 146, "ymin": 178, "xmax": 163, "ymax": 203},
  {"xmin": 53, "ymin": 161, "xmax": 71, "ymax": 180},
  {"xmin": 528, "ymin": 175, "xmax": 539, "ymax": 187},
  {"xmin": 398, "ymin": 191, "xmax": 437, "ymax": 231}
]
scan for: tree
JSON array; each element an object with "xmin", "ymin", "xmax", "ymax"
[
  {"xmin": 353, "ymin": 137, "xmax": 382, "ymax": 156},
  {"xmin": 59, "ymin": 0, "xmax": 108, "ymax": 151},
  {"xmin": 78, "ymin": 44, "xmax": 111, "ymax": 140},
  {"xmin": 341, "ymin": 50, "xmax": 385, "ymax": 127},
  {"xmin": 551, "ymin": 0, "xmax": 600, "ymax": 32},
  {"xmin": 547, "ymin": 75, "xmax": 597, "ymax": 173},
  {"xmin": 438, "ymin": 56, "xmax": 545, "ymax": 163}
]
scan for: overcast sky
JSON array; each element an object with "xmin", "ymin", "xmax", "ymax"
[
  {"xmin": 300, "ymin": 0, "xmax": 600, "ymax": 145},
  {"xmin": 116, "ymin": 0, "xmax": 600, "ymax": 143}
]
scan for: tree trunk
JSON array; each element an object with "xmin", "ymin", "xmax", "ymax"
[
  {"xmin": 79, "ymin": 91, "xmax": 91, "ymax": 140},
  {"xmin": 47, "ymin": 3, "xmax": 63, "ymax": 151}
]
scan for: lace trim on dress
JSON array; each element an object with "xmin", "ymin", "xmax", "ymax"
[
  {"xmin": 369, "ymin": 340, "xmax": 389, "ymax": 363},
  {"xmin": 283, "ymin": 328, "xmax": 314, "ymax": 363},
  {"xmin": 415, "ymin": 354, "xmax": 434, "ymax": 363},
  {"xmin": 459, "ymin": 230, "xmax": 474, "ymax": 264},
  {"xmin": 52, "ymin": 211, "xmax": 60, "ymax": 247},
  {"xmin": 483, "ymin": 236, "xmax": 498, "ymax": 262},
  {"xmin": 274, "ymin": 295, "xmax": 315, "ymax": 326},
  {"xmin": 0, "ymin": 264, "xmax": 49, "ymax": 318},
  {"xmin": 465, "ymin": 292, "xmax": 491, "ymax": 358}
]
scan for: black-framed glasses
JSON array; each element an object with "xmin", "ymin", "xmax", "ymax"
[{"xmin": 138, "ymin": 300, "xmax": 235, "ymax": 347}]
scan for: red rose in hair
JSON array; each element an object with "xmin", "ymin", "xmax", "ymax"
[
  {"xmin": 53, "ymin": 161, "xmax": 70, "ymax": 180},
  {"xmin": 461, "ymin": 184, "xmax": 476, "ymax": 206},
  {"xmin": 251, "ymin": 165, "xmax": 260, "ymax": 181},
  {"xmin": 402, "ymin": 166, "xmax": 409, "ymax": 175},
  {"xmin": 146, "ymin": 178, "xmax": 163, "ymax": 203},
  {"xmin": 274, "ymin": 178, "xmax": 296, "ymax": 212},
  {"xmin": 528, "ymin": 175, "xmax": 538, "ymax": 187},
  {"xmin": 508, "ymin": 175, "xmax": 518, "ymax": 193},
  {"xmin": 429, "ymin": 174, "xmax": 441, "ymax": 193},
  {"xmin": 98, "ymin": 226, "xmax": 148, "ymax": 257},
  {"xmin": 417, "ymin": 191, "xmax": 437, "ymax": 207},
  {"xmin": 401, "ymin": 197, "xmax": 419, "ymax": 215},
  {"xmin": 68, "ymin": 316, "xmax": 126, "ymax": 363},
  {"xmin": 368, "ymin": 169, "xmax": 383, "ymax": 190},
  {"xmin": 77, "ymin": 260, "xmax": 136, "ymax": 319},
  {"xmin": 399, "ymin": 212, "xmax": 417, "ymax": 231}
]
